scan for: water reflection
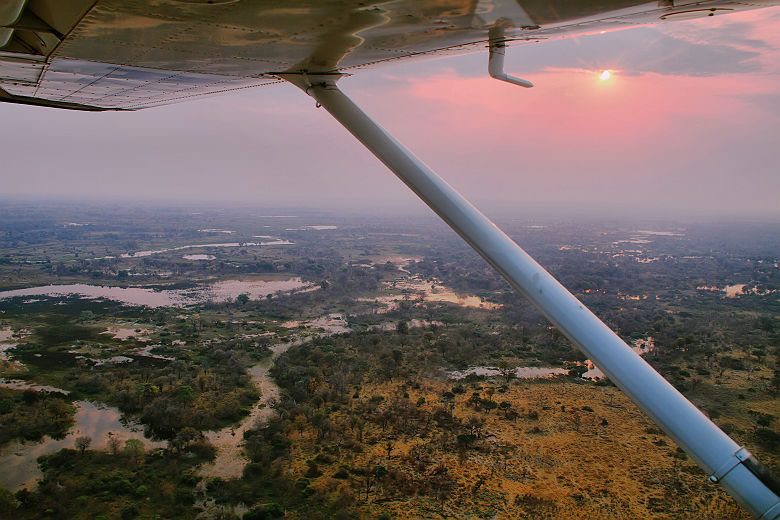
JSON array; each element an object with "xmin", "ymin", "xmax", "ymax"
[
  {"xmin": 0, "ymin": 378, "xmax": 69, "ymax": 394},
  {"xmin": 697, "ymin": 283, "xmax": 774, "ymax": 297},
  {"xmin": 446, "ymin": 366, "xmax": 568, "ymax": 380},
  {"xmin": 583, "ymin": 337, "xmax": 655, "ymax": 379},
  {"xmin": 361, "ymin": 276, "xmax": 501, "ymax": 312},
  {"xmin": 102, "ymin": 326, "xmax": 152, "ymax": 341},
  {"xmin": 393, "ymin": 276, "xmax": 501, "ymax": 309},
  {"xmin": 371, "ymin": 319, "xmax": 442, "ymax": 331},
  {"xmin": 0, "ymin": 401, "xmax": 164, "ymax": 491},
  {"xmin": 285, "ymin": 225, "xmax": 337, "ymax": 231},
  {"xmin": 282, "ymin": 314, "xmax": 351, "ymax": 335},
  {"xmin": 0, "ymin": 328, "xmax": 23, "ymax": 370},
  {"xmin": 0, "ymin": 276, "xmax": 313, "ymax": 308},
  {"xmin": 120, "ymin": 239, "xmax": 292, "ymax": 258},
  {"xmin": 199, "ymin": 340, "xmax": 304, "ymax": 480}
]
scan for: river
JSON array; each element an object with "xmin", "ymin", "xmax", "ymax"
[{"xmin": 197, "ymin": 339, "xmax": 304, "ymax": 480}]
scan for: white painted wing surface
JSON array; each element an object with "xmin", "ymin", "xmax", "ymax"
[{"xmin": 0, "ymin": 0, "xmax": 776, "ymax": 109}]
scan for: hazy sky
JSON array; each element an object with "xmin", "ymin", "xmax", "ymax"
[{"xmin": 2, "ymin": 6, "xmax": 780, "ymax": 220}]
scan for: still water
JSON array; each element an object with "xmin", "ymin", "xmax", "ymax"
[
  {"xmin": 198, "ymin": 341, "xmax": 301, "ymax": 480},
  {"xmin": 120, "ymin": 239, "xmax": 292, "ymax": 258},
  {"xmin": 0, "ymin": 277, "xmax": 313, "ymax": 308},
  {"xmin": 446, "ymin": 366, "xmax": 568, "ymax": 380},
  {"xmin": 0, "ymin": 400, "xmax": 164, "ymax": 491}
]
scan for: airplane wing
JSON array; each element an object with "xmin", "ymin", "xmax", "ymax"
[
  {"xmin": 3, "ymin": 1, "xmax": 780, "ymax": 518},
  {"xmin": 1, "ymin": 0, "xmax": 776, "ymax": 110}
]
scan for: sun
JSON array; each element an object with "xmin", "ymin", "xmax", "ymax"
[{"xmin": 599, "ymin": 70, "xmax": 612, "ymax": 81}]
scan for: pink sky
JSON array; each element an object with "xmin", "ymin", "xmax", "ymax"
[{"xmin": 2, "ymin": 6, "xmax": 780, "ymax": 219}]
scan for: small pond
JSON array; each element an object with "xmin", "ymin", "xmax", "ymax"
[
  {"xmin": 0, "ymin": 400, "xmax": 164, "ymax": 491},
  {"xmin": 0, "ymin": 276, "xmax": 314, "ymax": 308}
]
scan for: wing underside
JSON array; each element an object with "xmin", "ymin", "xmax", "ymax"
[{"xmin": 0, "ymin": 0, "xmax": 773, "ymax": 110}]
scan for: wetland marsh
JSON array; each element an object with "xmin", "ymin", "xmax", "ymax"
[{"xmin": 0, "ymin": 202, "xmax": 776, "ymax": 520}]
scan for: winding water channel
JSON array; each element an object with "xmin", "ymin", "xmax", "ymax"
[
  {"xmin": 197, "ymin": 339, "xmax": 302, "ymax": 480},
  {"xmin": 0, "ymin": 337, "xmax": 301, "ymax": 492}
]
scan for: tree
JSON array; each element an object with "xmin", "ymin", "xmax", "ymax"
[
  {"xmin": 0, "ymin": 399, "xmax": 13, "ymax": 414},
  {"xmin": 396, "ymin": 320, "xmax": 409, "ymax": 335},
  {"xmin": 245, "ymin": 503, "xmax": 284, "ymax": 519},
  {"xmin": 0, "ymin": 488, "xmax": 16, "ymax": 517},
  {"xmin": 364, "ymin": 464, "xmax": 388, "ymax": 501},
  {"xmin": 75, "ymin": 436, "xmax": 92, "ymax": 454},
  {"xmin": 123, "ymin": 438, "xmax": 145, "ymax": 462},
  {"xmin": 568, "ymin": 364, "xmax": 589, "ymax": 379},
  {"xmin": 482, "ymin": 399, "xmax": 498, "ymax": 413},
  {"xmin": 466, "ymin": 416, "xmax": 484, "ymax": 438},
  {"xmin": 380, "ymin": 356, "xmax": 398, "ymax": 381},
  {"xmin": 22, "ymin": 390, "xmax": 38, "ymax": 405},
  {"xmin": 175, "ymin": 384, "xmax": 196, "ymax": 403},
  {"xmin": 107, "ymin": 433, "xmax": 121, "ymax": 455},
  {"xmin": 456, "ymin": 433, "xmax": 476, "ymax": 451},
  {"xmin": 310, "ymin": 412, "xmax": 332, "ymax": 442},
  {"xmin": 236, "ymin": 293, "xmax": 250, "ymax": 305},
  {"xmin": 171, "ymin": 427, "xmax": 201, "ymax": 453},
  {"xmin": 498, "ymin": 359, "xmax": 514, "ymax": 382}
]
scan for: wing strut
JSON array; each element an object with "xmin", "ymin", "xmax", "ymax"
[{"xmin": 279, "ymin": 72, "xmax": 780, "ymax": 520}]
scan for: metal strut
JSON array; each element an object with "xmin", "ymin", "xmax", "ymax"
[{"xmin": 279, "ymin": 72, "xmax": 780, "ymax": 520}]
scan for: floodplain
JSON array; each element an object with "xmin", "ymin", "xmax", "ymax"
[{"xmin": 0, "ymin": 201, "xmax": 777, "ymax": 519}]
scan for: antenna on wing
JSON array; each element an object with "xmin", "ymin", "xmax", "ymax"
[{"xmin": 488, "ymin": 26, "xmax": 533, "ymax": 88}]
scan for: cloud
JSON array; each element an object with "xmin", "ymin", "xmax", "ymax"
[
  {"xmin": 2, "ymin": 5, "xmax": 779, "ymax": 218},
  {"xmin": 377, "ymin": 7, "xmax": 780, "ymax": 83},
  {"xmin": 498, "ymin": 27, "xmax": 762, "ymax": 77}
]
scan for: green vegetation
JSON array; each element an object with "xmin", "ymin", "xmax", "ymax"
[
  {"xmin": 0, "ymin": 388, "xmax": 74, "ymax": 445},
  {"xmin": 0, "ymin": 202, "xmax": 776, "ymax": 519},
  {"xmin": 12, "ymin": 441, "xmax": 213, "ymax": 520},
  {"xmin": 215, "ymin": 318, "xmax": 776, "ymax": 519}
]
